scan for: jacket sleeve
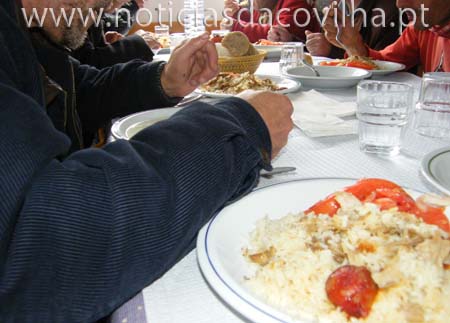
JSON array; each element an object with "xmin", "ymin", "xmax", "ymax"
[
  {"xmin": 367, "ymin": 25, "xmax": 421, "ymax": 70},
  {"xmin": 0, "ymin": 65, "xmax": 272, "ymax": 322},
  {"xmin": 73, "ymin": 59, "xmax": 180, "ymax": 137},
  {"xmin": 71, "ymin": 34, "xmax": 154, "ymax": 69}
]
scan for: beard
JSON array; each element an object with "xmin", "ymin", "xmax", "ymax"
[{"xmin": 58, "ymin": 0, "xmax": 113, "ymax": 49}]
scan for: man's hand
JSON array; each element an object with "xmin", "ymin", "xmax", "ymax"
[
  {"xmin": 238, "ymin": 91, "xmax": 294, "ymax": 159},
  {"xmin": 268, "ymin": 25, "xmax": 293, "ymax": 42},
  {"xmin": 135, "ymin": 29, "xmax": 162, "ymax": 51},
  {"xmin": 161, "ymin": 33, "xmax": 219, "ymax": 98},
  {"xmin": 104, "ymin": 31, "xmax": 124, "ymax": 44},
  {"xmin": 224, "ymin": 0, "xmax": 240, "ymax": 17},
  {"xmin": 305, "ymin": 31, "xmax": 332, "ymax": 57},
  {"xmin": 322, "ymin": 2, "xmax": 367, "ymax": 56}
]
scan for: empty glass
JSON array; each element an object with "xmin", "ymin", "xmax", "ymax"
[
  {"xmin": 413, "ymin": 73, "xmax": 450, "ymax": 139},
  {"xmin": 357, "ymin": 81, "xmax": 414, "ymax": 156},
  {"xmin": 279, "ymin": 43, "xmax": 304, "ymax": 75}
]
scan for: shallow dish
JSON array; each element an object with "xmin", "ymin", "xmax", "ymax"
[
  {"xmin": 285, "ymin": 66, "xmax": 371, "ymax": 89},
  {"xmin": 254, "ymin": 45, "xmax": 283, "ymax": 59},
  {"xmin": 195, "ymin": 75, "xmax": 301, "ymax": 98},
  {"xmin": 421, "ymin": 146, "xmax": 450, "ymax": 196},
  {"xmin": 370, "ymin": 60, "xmax": 406, "ymax": 76},
  {"xmin": 111, "ymin": 107, "xmax": 181, "ymax": 140}
]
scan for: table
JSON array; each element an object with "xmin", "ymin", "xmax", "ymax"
[{"xmin": 110, "ymin": 63, "xmax": 450, "ymax": 323}]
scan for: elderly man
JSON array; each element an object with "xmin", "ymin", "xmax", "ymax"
[
  {"xmin": 72, "ymin": 0, "xmax": 160, "ymax": 68},
  {"xmin": 322, "ymin": 0, "xmax": 450, "ymax": 72},
  {"xmin": 0, "ymin": 0, "xmax": 293, "ymax": 322}
]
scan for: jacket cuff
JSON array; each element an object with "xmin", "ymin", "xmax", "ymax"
[
  {"xmin": 135, "ymin": 61, "xmax": 182, "ymax": 107},
  {"xmin": 213, "ymin": 97, "xmax": 272, "ymax": 171}
]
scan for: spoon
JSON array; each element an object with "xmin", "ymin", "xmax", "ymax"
[{"xmin": 302, "ymin": 59, "xmax": 320, "ymax": 77}]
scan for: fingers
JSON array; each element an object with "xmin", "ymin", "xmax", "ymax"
[{"xmin": 175, "ymin": 33, "xmax": 210, "ymax": 58}]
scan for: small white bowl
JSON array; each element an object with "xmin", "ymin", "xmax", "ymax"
[{"xmin": 285, "ymin": 66, "xmax": 372, "ymax": 89}]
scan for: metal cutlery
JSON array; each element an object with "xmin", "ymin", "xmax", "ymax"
[
  {"xmin": 176, "ymin": 94, "xmax": 203, "ymax": 107},
  {"xmin": 260, "ymin": 167, "xmax": 297, "ymax": 179},
  {"xmin": 302, "ymin": 58, "xmax": 321, "ymax": 77}
]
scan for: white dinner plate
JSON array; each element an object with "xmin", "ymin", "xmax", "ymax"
[
  {"xmin": 370, "ymin": 60, "xmax": 406, "ymax": 76},
  {"xmin": 196, "ymin": 178, "xmax": 442, "ymax": 323},
  {"xmin": 285, "ymin": 66, "xmax": 372, "ymax": 89},
  {"xmin": 111, "ymin": 107, "xmax": 181, "ymax": 140},
  {"xmin": 421, "ymin": 147, "xmax": 450, "ymax": 196},
  {"xmin": 315, "ymin": 60, "xmax": 405, "ymax": 76},
  {"xmin": 195, "ymin": 75, "xmax": 301, "ymax": 98},
  {"xmin": 254, "ymin": 45, "xmax": 283, "ymax": 59}
]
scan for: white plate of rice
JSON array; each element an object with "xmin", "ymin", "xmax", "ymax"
[{"xmin": 196, "ymin": 178, "xmax": 450, "ymax": 323}]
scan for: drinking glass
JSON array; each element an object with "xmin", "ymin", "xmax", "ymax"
[
  {"xmin": 279, "ymin": 43, "xmax": 304, "ymax": 75},
  {"xmin": 154, "ymin": 25, "xmax": 170, "ymax": 51},
  {"xmin": 413, "ymin": 73, "xmax": 450, "ymax": 139},
  {"xmin": 357, "ymin": 81, "xmax": 414, "ymax": 156},
  {"xmin": 154, "ymin": 25, "xmax": 170, "ymax": 38}
]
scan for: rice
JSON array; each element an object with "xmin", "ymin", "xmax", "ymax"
[{"xmin": 243, "ymin": 192, "xmax": 450, "ymax": 323}]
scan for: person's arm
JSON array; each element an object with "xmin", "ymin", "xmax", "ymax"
[
  {"xmin": 0, "ymin": 66, "xmax": 274, "ymax": 321},
  {"xmin": 365, "ymin": 26, "xmax": 421, "ymax": 71},
  {"xmin": 72, "ymin": 33, "xmax": 154, "ymax": 69},
  {"xmin": 73, "ymin": 58, "xmax": 179, "ymax": 133},
  {"xmin": 74, "ymin": 34, "xmax": 220, "ymax": 135}
]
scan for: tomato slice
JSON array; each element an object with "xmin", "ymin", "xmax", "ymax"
[
  {"xmin": 305, "ymin": 194, "xmax": 340, "ymax": 217},
  {"xmin": 305, "ymin": 178, "xmax": 450, "ymax": 233},
  {"xmin": 415, "ymin": 200, "xmax": 450, "ymax": 233},
  {"xmin": 345, "ymin": 61, "xmax": 375, "ymax": 70},
  {"xmin": 326, "ymin": 265, "xmax": 378, "ymax": 318},
  {"xmin": 319, "ymin": 61, "xmax": 340, "ymax": 67}
]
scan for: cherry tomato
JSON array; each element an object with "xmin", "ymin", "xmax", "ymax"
[{"xmin": 326, "ymin": 265, "xmax": 378, "ymax": 318}]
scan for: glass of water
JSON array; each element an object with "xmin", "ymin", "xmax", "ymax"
[
  {"xmin": 357, "ymin": 81, "xmax": 414, "ymax": 156},
  {"xmin": 413, "ymin": 73, "xmax": 450, "ymax": 139},
  {"xmin": 279, "ymin": 43, "xmax": 304, "ymax": 75}
]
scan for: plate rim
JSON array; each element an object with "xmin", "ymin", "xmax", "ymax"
[
  {"xmin": 421, "ymin": 146, "xmax": 450, "ymax": 196},
  {"xmin": 195, "ymin": 75, "xmax": 301, "ymax": 98},
  {"xmin": 111, "ymin": 107, "xmax": 181, "ymax": 140},
  {"xmin": 197, "ymin": 177, "xmax": 427, "ymax": 323},
  {"xmin": 285, "ymin": 66, "xmax": 372, "ymax": 81}
]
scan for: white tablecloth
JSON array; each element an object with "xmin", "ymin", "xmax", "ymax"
[{"xmin": 114, "ymin": 62, "xmax": 450, "ymax": 323}]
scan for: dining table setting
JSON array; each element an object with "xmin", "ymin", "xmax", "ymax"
[{"xmin": 108, "ymin": 42, "xmax": 450, "ymax": 323}]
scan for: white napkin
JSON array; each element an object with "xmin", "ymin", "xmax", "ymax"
[{"xmin": 289, "ymin": 90, "xmax": 358, "ymax": 137}]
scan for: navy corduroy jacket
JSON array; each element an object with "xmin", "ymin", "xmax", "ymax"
[{"xmin": 0, "ymin": 1, "xmax": 272, "ymax": 322}]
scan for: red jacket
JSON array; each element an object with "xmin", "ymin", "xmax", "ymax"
[
  {"xmin": 231, "ymin": 0, "xmax": 320, "ymax": 43},
  {"xmin": 368, "ymin": 25, "xmax": 450, "ymax": 73}
]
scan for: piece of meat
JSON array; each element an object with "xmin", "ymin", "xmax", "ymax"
[{"xmin": 325, "ymin": 265, "xmax": 379, "ymax": 318}]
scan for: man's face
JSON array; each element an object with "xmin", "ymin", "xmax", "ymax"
[
  {"xmin": 396, "ymin": 0, "xmax": 450, "ymax": 29},
  {"xmin": 26, "ymin": 0, "xmax": 112, "ymax": 49}
]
